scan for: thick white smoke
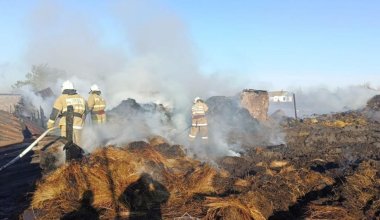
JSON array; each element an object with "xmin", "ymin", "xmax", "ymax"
[
  {"xmin": 0, "ymin": 62, "xmax": 17, "ymax": 93},
  {"xmin": 19, "ymin": 0, "xmax": 245, "ymax": 157},
  {"xmin": 269, "ymin": 85, "xmax": 379, "ymax": 118},
  {"xmin": 12, "ymin": 0, "xmax": 380, "ymax": 159},
  {"xmin": 25, "ymin": 0, "xmax": 241, "ymax": 108},
  {"xmin": 295, "ymin": 85, "xmax": 379, "ymax": 116}
]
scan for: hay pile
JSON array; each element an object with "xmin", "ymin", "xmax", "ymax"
[
  {"xmin": 303, "ymin": 112, "xmax": 368, "ymax": 128},
  {"xmin": 305, "ymin": 204, "xmax": 355, "ymax": 220},
  {"xmin": 304, "ymin": 160, "xmax": 380, "ymax": 219},
  {"xmin": 31, "ymin": 138, "xmax": 336, "ymax": 219},
  {"xmin": 340, "ymin": 160, "xmax": 380, "ymax": 218},
  {"xmin": 31, "ymin": 140, "xmax": 220, "ymax": 219}
]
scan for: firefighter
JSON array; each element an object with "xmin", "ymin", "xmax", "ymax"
[
  {"xmin": 47, "ymin": 80, "xmax": 87, "ymax": 145},
  {"xmin": 189, "ymin": 97, "xmax": 209, "ymax": 142},
  {"xmin": 87, "ymin": 84, "xmax": 106, "ymax": 124}
]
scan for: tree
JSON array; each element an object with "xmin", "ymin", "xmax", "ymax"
[{"xmin": 13, "ymin": 64, "xmax": 67, "ymax": 91}]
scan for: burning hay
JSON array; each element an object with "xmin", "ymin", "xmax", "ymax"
[
  {"xmin": 302, "ymin": 112, "xmax": 368, "ymax": 128},
  {"xmin": 305, "ymin": 204, "xmax": 355, "ymax": 220},
  {"xmin": 302, "ymin": 160, "xmax": 380, "ymax": 220},
  {"xmin": 204, "ymin": 197, "xmax": 265, "ymax": 220},
  {"xmin": 30, "ymin": 137, "xmax": 339, "ymax": 219},
  {"xmin": 340, "ymin": 160, "xmax": 380, "ymax": 218},
  {"xmin": 0, "ymin": 100, "xmax": 376, "ymax": 219},
  {"xmin": 31, "ymin": 141, "xmax": 217, "ymax": 219}
]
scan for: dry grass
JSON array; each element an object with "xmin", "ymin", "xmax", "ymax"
[
  {"xmin": 204, "ymin": 197, "xmax": 266, "ymax": 220},
  {"xmin": 341, "ymin": 161, "xmax": 380, "ymax": 212},
  {"xmin": 305, "ymin": 204, "xmax": 355, "ymax": 220},
  {"xmin": 31, "ymin": 139, "xmax": 365, "ymax": 220},
  {"xmin": 31, "ymin": 143, "xmax": 223, "ymax": 219},
  {"xmin": 269, "ymin": 160, "xmax": 288, "ymax": 168},
  {"xmin": 304, "ymin": 114, "xmax": 368, "ymax": 128}
]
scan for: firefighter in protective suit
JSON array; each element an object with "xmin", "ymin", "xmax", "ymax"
[
  {"xmin": 47, "ymin": 80, "xmax": 87, "ymax": 145},
  {"xmin": 189, "ymin": 97, "xmax": 209, "ymax": 142},
  {"xmin": 87, "ymin": 84, "xmax": 106, "ymax": 124}
]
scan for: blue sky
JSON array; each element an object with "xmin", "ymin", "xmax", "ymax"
[
  {"xmin": 166, "ymin": 1, "xmax": 380, "ymax": 83},
  {"xmin": 1, "ymin": 0, "xmax": 380, "ymax": 92}
]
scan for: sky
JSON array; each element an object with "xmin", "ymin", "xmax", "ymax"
[{"xmin": 0, "ymin": 0, "xmax": 380, "ymax": 93}]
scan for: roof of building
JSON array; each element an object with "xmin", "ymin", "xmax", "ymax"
[
  {"xmin": 0, "ymin": 93, "xmax": 21, "ymax": 96},
  {"xmin": 269, "ymin": 91, "xmax": 292, "ymax": 97},
  {"xmin": 242, "ymin": 89, "xmax": 268, "ymax": 94},
  {"xmin": 37, "ymin": 88, "xmax": 54, "ymax": 99}
]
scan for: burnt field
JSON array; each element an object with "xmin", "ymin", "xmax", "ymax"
[
  {"xmin": 28, "ymin": 111, "xmax": 380, "ymax": 219},
  {"xmin": 1, "ymin": 95, "xmax": 380, "ymax": 219}
]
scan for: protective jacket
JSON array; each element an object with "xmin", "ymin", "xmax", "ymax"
[
  {"xmin": 47, "ymin": 89, "xmax": 87, "ymax": 144},
  {"xmin": 189, "ymin": 101, "xmax": 209, "ymax": 140},
  {"xmin": 87, "ymin": 91, "xmax": 106, "ymax": 124},
  {"xmin": 191, "ymin": 102, "xmax": 208, "ymax": 126}
]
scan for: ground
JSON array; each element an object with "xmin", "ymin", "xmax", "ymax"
[{"xmin": 0, "ymin": 97, "xmax": 380, "ymax": 219}]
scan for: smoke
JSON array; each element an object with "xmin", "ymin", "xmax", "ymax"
[
  {"xmin": 269, "ymin": 85, "xmax": 379, "ymax": 118},
  {"xmin": 13, "ymin": 0, "xmax": 379, "ymax": 160},
  {"xmin": 17, "ymin": 85, "xmax": 55, "ymax": 115},
  {"xmin": 0, "ymin": 62, "xmax": 15, "ymax": 93},
  {"xmin": 81, "ymin": 100, "xmax": 174, "ymax": 152},
  {"xmin": 365, "ymin": 110, "xmax": 380, "ymax": 123},
  {"xmin": 295, "ymin": 85, "xmax": 379, "ymax": 116},
  {"xmin": 24, "ymin": 0, "xmax": 241, "ymax": 108},
  {"xmin": 18, "ymin": 0, "xmax": 247, "ymax": 157}
]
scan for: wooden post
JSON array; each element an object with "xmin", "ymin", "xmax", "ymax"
[{"xmin": 293, "ymin": 93, "xmax": 298, "ymax": 120}]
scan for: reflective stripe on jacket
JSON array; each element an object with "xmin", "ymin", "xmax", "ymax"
[
  {"xmin": 192, "ymin": 102, "xmax": 208, "ymax": 116},
  {"xmin": 191, "ymin": 102, "xmax": 208, "ymax": 127},
  {"xmin": 50, "ymin": 93, "xmax": 87, "ymax": 128},
  {"xmin": 88, "ymin": 93, "xmax": 106, "ymax": 114}
]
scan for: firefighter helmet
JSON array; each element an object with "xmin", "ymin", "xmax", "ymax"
[
  {"xmin": 90, "ymin": 84, "xmax": 100, "ymax": 92},
  {"xmin": 61, "ymin": 80, "xmax": 74, "ymax": 92},
  {"xmin": 194, "ymin": 97, "xmax": 201, "ymax": 103}
]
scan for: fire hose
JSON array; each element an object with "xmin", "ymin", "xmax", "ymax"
[{"xmin": 0, "ymin": 127, "xmax": 58, "ymax": 172}]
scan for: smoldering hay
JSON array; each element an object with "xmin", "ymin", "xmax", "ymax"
[
  {"xmin": 30, "ymin": 92, "xmax": 380, "ymax": 219},
  {"xmin": 30, "ymin": 138, "xmax": 335, "ymax": 219}
]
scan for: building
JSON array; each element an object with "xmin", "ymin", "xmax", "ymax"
[
  {"xmin": 269, "ymin": 91, "xmax": 293, "ymax": 103},
  {"xmin": 0, "ymin": 94, "xmax": 22, "ymax": 113}
]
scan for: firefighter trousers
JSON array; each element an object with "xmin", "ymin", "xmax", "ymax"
[
  {"xmin": 91, "ymin": 113, "xmax": 106, "ymax": 124},
  {"xmin": 188, "ymin": 126, "xmax": 208, "ymax": 141}
]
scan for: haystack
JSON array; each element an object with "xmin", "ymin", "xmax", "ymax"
[
  {"xmin": 305, "ymin": 204, "xmax": 355, "ymax": 220},
  {"xmin": 30, "ymin": 138, "xmax": 337, "ymax": 219},
  {"xmin": 31, "ymin": 141, "xmax": 221, "ymax": 219}
]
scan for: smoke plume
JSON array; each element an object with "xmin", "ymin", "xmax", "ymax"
[
  {"xmin": 19, "ymin": 0, "xmax": 246, "ymax": 158},
  {"xmin": 12, "ymin": 0, "xmax": 379, "ymax": 159},
  {"xmin": 269, "ymin": 85, "xmax": 379, "ymax": 118}
]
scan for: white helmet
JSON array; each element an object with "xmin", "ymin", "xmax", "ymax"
[
  {"xmin": 193, "ymin": 97, "xmax": 201, "ymax": 103},
  {"xmin": 90, "ymin": 84, "xmax": 100, "ymax": 92},
  {"xmin": 61, "ymin": 80, "xmax": 74, "ymax": 92}
]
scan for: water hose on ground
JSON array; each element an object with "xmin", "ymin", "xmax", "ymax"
[{"xmin": 0, "ymin": 127, "xmax": 58, "ymax": 172}]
